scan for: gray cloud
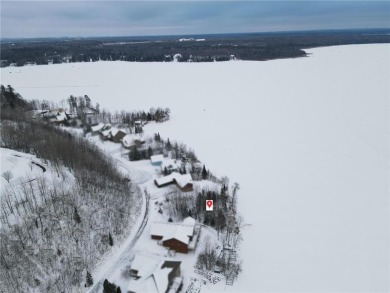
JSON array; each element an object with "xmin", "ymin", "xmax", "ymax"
[{"xmin": 1, "ymin": 1, "xmax": 389, "ymax": 38}]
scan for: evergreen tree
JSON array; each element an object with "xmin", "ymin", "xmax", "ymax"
[
  {"xmin": 163, "ymin": 166, "xmax": 169, "ymax": 176},
  {"xmin": 129, "ymin": 147, "xmax": 141, "ymax": 161},
  {"xmin": 173, "ymin": 142, "xmax": 179, "ymax": 159},
  {"xmin": 202, "ymin": 165, "xmax": 208, "ymax": 180},
  {"xmin": 103, "ymin": 279, "xmax": 110, "ymax": 293},
  {"xmin": 148, "ymin": 146, "xmax": 153, "ymax": 158},
  {"xmin": 86, "ymin": 271, "xmax": 93, "ymax": 287},
  {"xmin": 1, "ymin": 85, "xmax": 28, "ymax": 109},
  {"xmin": 221, "ymin": 185, "xmax": 226, "ymax": 197},
  {"xmin": 73, "ymin": 207, "xmax": 81, "ymax": 224},
  {"xmin": 166, "ymin": 138, "xmax": 172, "ymax": 151},
  {"xmin": 109, "ymin": 233, "xmax": 113, "ymax": 246},
  {"xmin": 103, "ymin": 279, "xmax": 117, "ymax": 293},
  {"xmin": 116, "ymin": 287, "xmax": 122, "ymax": 293}
]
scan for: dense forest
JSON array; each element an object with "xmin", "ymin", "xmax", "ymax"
[{"xmin": 1, "ymin": 29, "xmax": 389, "ymax": 66}]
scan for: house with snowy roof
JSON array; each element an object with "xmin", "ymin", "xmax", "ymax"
[
  {"xmin": 90, "ymin": 123, "xmax": 105, "ymax": 135},
  {"xmin": 150, "ymin": 217, "xmax": 197, "ymax": 253},
  {"xmin": 154, "ymin": 172, "xmax": 193, "ymax": 192},
  {"xmin": 99, "ymin": 126, "xmax": 127, "ymax": 142},
  {"xmin": 130, "ymin": 254, "xmax": 161, "ymax": 279},
  {"xmin": 154, "ymin": 173, "xmax": 177, "ymax": 188},
  {"xmin": 162, "ymin": 227, "xmax": 191, "ymax": 253},
  {"xmin": 122, "ymin": 135, "xmax": 133, "ymax": 149},
  {"xmin": 174, "ymin": 174, "xmax": 193, "ymax": 192},
  {"xmin": 123, "ymin": 135, "xmax": 146, "ymax": 149},
  {"xmin": 127, "ymin": 253, "xmax": 182, "ymax": 293},
  {"xmin": 110, "ymin": 128, "xmax": 127, "ymax": 143},
  {"xmin": 100, "ymin": 129, "xmax": 111, "ymax": 140}
]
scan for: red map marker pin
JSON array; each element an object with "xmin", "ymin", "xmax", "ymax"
[{"xmin": 206, "ymin": 200, "xmax": 213, "ymax": 211}]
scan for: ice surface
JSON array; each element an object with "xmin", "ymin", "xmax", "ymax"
[{"xmin": 1, "ymin": 44, "xmax": 388, "ymax": 292}]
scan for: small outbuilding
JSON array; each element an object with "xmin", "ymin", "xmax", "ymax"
[{"xmin": 151, "ymin": 154, "xmax": 164, "ymax": 166}]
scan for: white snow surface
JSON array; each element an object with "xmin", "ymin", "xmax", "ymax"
[
  {"xmin": 1, "ymin": 44, "xmax": 389, "ymax": 292},
  {"xmin": 0, "ymin": 148, "xmax": 47, "ymax": 192},
  {"xmin": 0, "ymin": 148, "xmax": 75, "ymax": 229}
]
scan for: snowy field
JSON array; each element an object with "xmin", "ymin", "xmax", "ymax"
[{"xmin": 1, "ymin": 44, "xmax": 389, "ymax": 292}]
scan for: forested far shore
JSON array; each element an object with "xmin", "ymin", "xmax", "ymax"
[{"xmin": 1, "ymin": 29, "xmax": 389, "ymax": 66}]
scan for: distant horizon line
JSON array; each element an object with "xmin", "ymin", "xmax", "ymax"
[{"xmin": 1, "ymin": 27, "xmax": 389, "ymax": 41}]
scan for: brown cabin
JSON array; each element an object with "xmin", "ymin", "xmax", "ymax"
[
  {"xmin": 163, "ymin": 238, "xmax": 189, "ymax": 254},
  {"xmin": 176, "ymin": 181, "xmax": 193, "ymax": 192},
  {"xmin": 112, "ymin": 130, "xmax": 127, "ymax": 143}
]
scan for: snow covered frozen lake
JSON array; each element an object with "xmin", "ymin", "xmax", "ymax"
[{"xmin": 1, "ymin": 44, "xmax": 389, "ymax": 292}]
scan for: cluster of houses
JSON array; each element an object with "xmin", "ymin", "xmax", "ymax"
[
  {"xmin": 31, "ymin": 108, "xmax": 147, "ymax": 149},
  {"xmin": 90, "ymin": 122, "xmax": 147, "ymax": 148},
  {"xmin": 29, "ymin": 108, "xmax": 71, "ymax": 123},
  {"xmin": 43, "ymin": 108, "xmax": 70, "ymax": 123},
  {"xmin": 90, "ymin": 123, "xmax": 127, "ymax": 142},
  {"xmin": 30, "ymin": 106, "xmax": 100, "ymax": 126}
]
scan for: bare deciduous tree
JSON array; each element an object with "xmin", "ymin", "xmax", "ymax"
[{"xmin": 2, "ymin": 170, "xmax": 13, "ymax": 183}]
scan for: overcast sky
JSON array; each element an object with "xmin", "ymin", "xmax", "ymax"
[{"xmin": 1, "ymin": 1, "xmax": 389, "ymax": 38}]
